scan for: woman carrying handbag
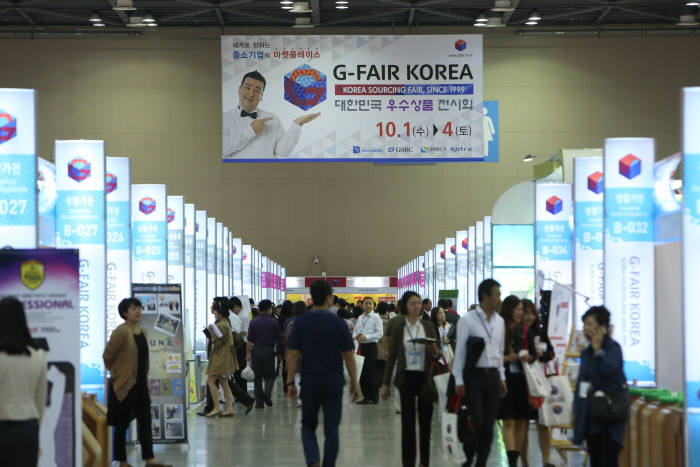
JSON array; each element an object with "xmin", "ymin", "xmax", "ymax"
[{"xmin": 380, "ymin": 291, "xmax": 441, "ymax": 467}]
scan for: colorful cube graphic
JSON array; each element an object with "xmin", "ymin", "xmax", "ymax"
[
  {"xmin": 105, "ymin": 173, "xmax": 117, "ymax": 193},
  {"xmin": 455, "ymin": 39, "xmax": 466, "ymax": 51},
  {"xmin": 284, "ymin": 64, "xmax": 327, "ymax": 111},
  {"xmin": 0, "ymin": 110, "xmax": 17, "ymax": 143},
  {"xmin": 619, "ymin": 154, "xmax": 641, "ymax": 179},
  {"xmin": 546, "ymin": 196, "xmax": 563, "ymax": 215},
  {"xmin": 139, "ymin": 197, "xmax": 156, "ymax": 215},
  {"xmin": 68, "ymin": 158, "xmax": 91, "ymax": 182},
  {"xmin": 587, "ymin": 171, "xmax": 604, "ymax": 194}
]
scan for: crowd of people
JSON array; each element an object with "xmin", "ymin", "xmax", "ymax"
[{"xmin": 0, "ymin": 278, "xmax": 628, "ymax": 467}]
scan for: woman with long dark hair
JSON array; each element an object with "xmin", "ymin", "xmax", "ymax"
[{"xmin": 0, "ymin": 297, "xmax": 47, "ymax": 467}]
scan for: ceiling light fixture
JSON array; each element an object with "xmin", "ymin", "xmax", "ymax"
[
  {"xmin": 89, "ymin": 12, "xmax": 102, "ymax": 22},
  {"xmin": 146, "ymin": 23, "xmax": 158, "ymax": 27},
  {"xmin": 525, "ymin": 20, "xmax": 538, "ymax": 25},
  {"xmin": 686, "ymin": 1, "xmax": 699, "ymax": 6},
  {"xmin": 142, "ymin": 13, "xmax": 156, "ymax": 23},
  {"xmin": 476, "ymin": 12, "xmax": 488, "ymax": 22},
  {"xmin": 281, "ymin": 4, "xmax": 293, "ymax": 9},
  {"xmin": 93, "ymin": 22, "xmax": 106, "ymax": 27},
  {"xmin": 290, "ymin": 2, "xmax": 311, "ymax": 13},
  {"xmin": 335, "ymin": 0, "xmax": 349, "ymax": 3},
  {"xmin": 112, "ymin": 0, "xmax": 136, "ymax": 11},
  {"xmin": 492, "ymin": 0, "xmax": 515, "ymax": 12},
  {"xmin": 486, "ymin": 15, "xmax": 506, "ymax": 27},
  {"xmin": 523, "ymin": 154, "xmax": 536, "ymax": 162},
  {"xmin": 336, "ymin": 4, "xmax": 348, "ymax": 8},
  {"xmin": 528, "ymin": 10, "xmax": 541, "ymax": 21},
  {"xmin": 474, "ymin": 21, "xmax": 486, "ymax": 27},
  {"xmin": 678, "ymin": 13, "xmax": 699, "ymax": 25},
  {"xmin": 280, "ymin": 0, "xmax": 293, "ymax": 4}
]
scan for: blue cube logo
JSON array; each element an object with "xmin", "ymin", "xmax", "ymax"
[
  {"xmin": 546, "ymin": 196, "xmax": 563, "ymax": 215},
  {"xmin": 284, "ymin": 64, "xmax": 327, "ymax": 111},
  {"xmin": 588, "ymin": 171, "xmax": 603, "ymax": 194},
  {"xmin": 455, "ymin": 39, "xmax": 466, "ymax": 51},
  {"xmin": 353, "ymin": 146, "xmax": 360, "ymax": 154},
  {"xmin": 619, "ymin": 154, "xmax": 641, "ymax": 180}
]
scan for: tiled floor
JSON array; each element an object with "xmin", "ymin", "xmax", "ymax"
[{"xmin": 126, "ymin": 383, "xmax": 587, "ymax": 466}]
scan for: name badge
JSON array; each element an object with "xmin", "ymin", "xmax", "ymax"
[
  {"xmin": 408, "ymin": 349, "xmax": 423, "ymax": 366},
  {"xmin": 579, "ymin": 381, "xmax": 591, "ymax": 399}
]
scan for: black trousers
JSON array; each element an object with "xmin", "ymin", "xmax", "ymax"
[
  {"xmin": 0, "ymin": 419, "xmax": 39, "ymax": 467},
  {"xmin": 399, "ymin": 371, "xmax": 434, "ymax": 467},
  {"xmin": 113, "ymin": 396, "xmax": 153, "ymax": 462},
  {"xmin": 376, "ymin": 359, "xmax": 386, "ymax": 391},
  {"xmin": 204, "ymin": 377, "xmax": 254, "ymax": 412},
  {"xmin": 358, "ymin": 342, "xmax": 378, "ymax": 402},
  {"xmin": 233, "ymin": 343, "xmax": 248, "ymax": 392},
  {"xmin": 463, "ymin": 369, "xmax": 501, "ymax": 467},
  {"xmin": 586, "ymin": 433, "xmax": 621, "ymax": 467}
]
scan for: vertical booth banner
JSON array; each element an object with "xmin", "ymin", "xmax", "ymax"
[
  {"xmin": 216, "ymin": 222, "xmax": 224, "ymax": 296},
  {"xmin": 535, "ymin": 183, "xmax": 573, "ymax": 287},
  {"xmin": 418, "ymin": 256, "xmax": 426, "ymax": 298},
  {"xmin": 206, "ymin": 217, "xmax": 216, "ymax": 325},
  {"xmin": 167, "ymin": 196, "xmax": 185, "ymax": 289},
  {"xmin": 194, "ymin": 210, "xmax": 207, "ymax": 352},
  {"xmin": 683, "ymin": 87, "xmax": 700, "ymax": 465},
  {"xmin": 468, "ymin": 226, "xmax": 476, "ymax": 307},
  {"xmin": 55, "ymin": 139, "xmax": 106, "ymax": 395},
  {"xmin": 242, "ymin": 244, "xmax": 252, "ymax": 298},
  {"xmin": 183, "ymin": 203, "xmax": 195, "ymax": 355},
  {"xmin": 281, "ymin": 267, "xmax": 286, "ymax": 297},
  {"xmin": 262, "ymin": 256, "xmax": 269, "ymax": 299},
  {"xmin": 444, "ymin": 237, "xmax": 457, "ymax": 290},
  {"xmin": 255, "ymin": 249, "xmax": 262, "ymax": 301},
  {"xmin": 131, "ymin": 184, "xmax": 167, "ymax": 283},
  {"xmin": 38, "ymin": 157, "xmax": 57, "ymax": 248},
  {"xmin": 424, "ymin": 252, "xmax": 432, "ymax": 305},
  {"xmin": 233, "ymin": 237, "xmax": 243, "ymax": 295},
  {"xmin": 574, "ymin": 157, "xmax": 604, "ymax": 325},
  {"xmin": 223, "ymin": 228, "xmax": 230, "ymax": 296},
  {"xmin": 106, "ymin": 157, "xmax": 131, "ymax": 340},
  {"xmin": 0, "ymin": 88, "xmax": 37, "ymax": 248},
  {"xmin": 434, "ymin": 244, "xmax": 445, "ymax": 298},
  {"xmin": 483, "ymin": 216, "xmax": 492, "ymax": 280},
  {"xmin": 604, "ymin": 138, "xmax": 655, "ymax": 385},
  {"xmin": 456, "ymin": 230, "xmax": 469, "ymax": 314},
  {"xmin": 131, "ymin": 283, "xmax": 188, "ymax": 445},
  {"xmin": 0, "ymin": 249, "xmax": 81, "ymax": 467},
  {"xmin": 476, "ymin": 221, "xmax": 485, "ymax": 288}
]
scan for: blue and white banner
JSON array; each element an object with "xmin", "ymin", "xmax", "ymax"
[
  {"xmin": 224, "ymin": 229, "xmax": 230, "ymax": 296},
  {"xmin": 131, "ymin": 184, "xmax": 167, "ymax": 283},
  {"xmin": 417, "ymin": 255, "xmax": 425, "ymax": 298},
  {"xmin": 483, "ymin": 216, "xmax": 492, "ymax": 279},
  {"xmin": 456, "ymin": 229, "xmax": 468, "ymax": 313},
  {"xmin": 468, "ymin": 226, "xmax": 476, "ymax": 307},
  {"xmin": 604, "ymin": 138, "xmax": 655, "ymax": 386},
  {"xmin": 194, "ymin": 210, "xmax": 207, "ymax": 352},
  {"xmin": 535, "ymin": 183, "xmax": 573, "ymax": 287},
  {"xmin": 242, "ymin": 244, "xmax": 252, "ymax": 298},
  {"xmin": 167, "ymin": 196, "xmax": 185, "ymax": 289},
  {"xmin": 476, "ymin": 221, "xmax": 484, "ymax": 288},
  {"xmin": 233, "ymin": 237, "xmax": 243, "ymax": 295},
  {"xmin": 444, "ymin": 237, "xmax": 456, "ymax": 290},
  {"xmin": 38, "ymin": 157, "xmax": 57, "ymax": 248},
  {"xmin": 106, "ymin": 157, "xmax": 131, "ymax": 340},
  {"xmin": 434, "ymin": 243, "xmax": 445, "ymax": 296},
  {"xmin": 254, "ymin": 248, "xmax": 261, "ymax": 301},
  {"xmin": 262, "ymin": 256, "xmax": 269, "ymax": 299},
  {"xmin": 216, "ymin": 222, "xmax": 224, "ymax": 296},
  {"xmin": 55, "ymin": 139, "xmax": 106, "ymax": 394},
  {"xmin": 574, "ymin": 157, "xmax": 604, "ymax": 326},
  {"xmin": 207, "ymin": 217, "xmax": 216, "ymax": 325},
  {"xmin": 424, "ymin": 251, "xmax": 433, "ymax": 303},
  {"xmin": 683, "ymin": 87, "xmax": 700, "ymax": 467},
  {"xmin": 184, "ymin": 203, "xmax": 195, "ymax": 356},
  {"xmin": 0, "ymin": 89, "xmax": 36, "ymax": 248}
]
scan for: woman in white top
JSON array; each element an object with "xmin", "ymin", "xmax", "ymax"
[
  {"xmin": 430, "ymin": 307, "xmax": 452, "ymax": 356},
  {"xmin": 0, "ymin": 297, "xmax": 47, "ymax": 467}
]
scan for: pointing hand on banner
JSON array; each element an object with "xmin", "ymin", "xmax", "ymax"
[
  {"xmin": 250, "ymin": 117, "xmax": 274, "ymax": 134},
  {"xmin": 294, "ymin": 112, "xmax": 320, "ymax": 126}
]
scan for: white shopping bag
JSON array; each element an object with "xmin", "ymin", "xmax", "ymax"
[
  {"xmin": 522, "ymin": 361, "xmax": 551, "ymax": 398},
  {"xmin": 538, "ymin": 375, "xmax": 573, "ymax": 427},
  {"xmin": 433, "ymin": 372, "xmax": 451, "ymax": 414},
  {"xmin": 442, "ymin": 412, "xmax": 467, "ymax": 465},
  {"xmin": 344, "ymin": 353, "xmax": 364, "ymax": 384}
]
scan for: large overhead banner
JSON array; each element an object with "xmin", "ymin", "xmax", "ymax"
[
  {"xmin": 131, "ymin": 184, "xmax": 167, "ymax": 283},
  {"xmin": 535, "ymin": 183, "xmax": 573, "ymax": 287},
  {"xmin": 683, "ymin": 87, "xmax": 700, "ymax": 467},
  {"xmin": 55, "ymin": 139, "xmax": 105, "ymax": 395},
  {"xmin": 221, "ymin": 35, "xmax": 484, "ymax": 162},
  {"xmin": 604, "ymin": 138, "xmax": 655, "ymax": 386},
  {"xmin": 0, "ymin": 88, "xmax": 36, "ymax": 248}
]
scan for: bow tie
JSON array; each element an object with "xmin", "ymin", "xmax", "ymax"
[{"xmin": 240, "ymin": 109, "xmax": 258, "ymax": 119}]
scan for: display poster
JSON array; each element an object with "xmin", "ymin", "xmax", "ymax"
[
  {"xmin": 547, "ymin": 283, "xmax": 573, "ymax": 367},
  {"xmin": 604, "ymin": 138, "xmax": 655, "ymax": 385},
  {"xmin": 38, "ymin": 157, "xmax": 57, "ymax": 248},
  {"xmin": 242, "ymin": 244, "xmax": 252, "ymax": 298},
  {"xmin": 183, "ymin": 203, "xmax": 195, "ymax": 356},
  {"xmin": 456, "ymin": 230, "xmax": 468, "ymax": 313},
  {"xmin": 444, "ymin": 237, "xmax": 456, "ymax": 290},
  {"xmin": 221, "ymin": 35, "xmax": 484, "ymax": 162},
  {"xmin": 0, "ymin": 88, "xmax": 36, "ymax": 248},
  {"xmin": 682, "ymin": 86, "xmax": 700, "ymax": 466},
  {"xmin": 194, "ymin": 210, "xmax": 207, "ymax": 352},
  {"xmin": 535, "ymin": 183, "xmax": 573, "ymax": 288},
  {"xmin": 476, "ymin": 221, "xmax": 484, "ymax": 288},
  {"xmin": 233, "ymin": 237, "xmax": 243, "ymax": 295},
  {"xmin": 0, "ymin": 249, "xmax": 81, "ymax": 467},
  {"xmin": 468, "ymin": 226, "xmax": 476, "ymax": 307},
  {"xmin": 418, "ymin": 255, "xmax": 426, "ymax": 298},
  {"xmin": 574, "ymin": 157, "xmax": 604, "ymax": 326},
  {"xmin": 483, "ymin": 216, "xmax": 492, "ymax": 279},
  {"xmin": 434, "ymin": 243, "xmax": 445, "ymax": 297},
  {"xmin": 55, "ymin": 139, "xmax": 106, "ymax": 395},
  {"xmin": 167, "ymin": 196, "xmax": 185, "ymax": 294},
  {"xmin": 131, "ymin": 283, "xmax": 188, "ymax": 445},
  {"xmin": 131, "ymin": 184, "xmax": 167, "ymax": 283},
  {"xmin": 206, "ymin": 217, "xmax": 216, "ymax": 325},
  {"xmin": 106, "ymin": 157, "xmax": 131, "ymax": 340}
]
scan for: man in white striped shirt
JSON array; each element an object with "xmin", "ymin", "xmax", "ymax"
[
  {"xmin": 452, "ymin": 279, "xmax": 507, "ymax": 467},
  {"xmin": 353, "ymin": 297, "xmax": 384, "ymax": 404}
]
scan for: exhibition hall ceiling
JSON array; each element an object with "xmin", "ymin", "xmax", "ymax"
[{"xmin": 0, "ymin": 0, "xmax": 696, "ymax": 30}]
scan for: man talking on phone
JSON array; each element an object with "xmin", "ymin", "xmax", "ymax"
[{"xmin": 223, "ymin": 70, "xmax": 320, "ymax": 159}]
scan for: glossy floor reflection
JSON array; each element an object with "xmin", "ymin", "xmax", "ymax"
[{"xmin": 126, "ymin": 384, "xmax": 586, "ymax": 466}]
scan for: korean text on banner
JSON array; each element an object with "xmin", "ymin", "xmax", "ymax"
[
  {"xmin": 221, "ymin": 35, "xmax": 484, "ymax": 162},
  {"xmin": 183, "ymin": 203, "xmax": 195, "ymax": 356},
  {"xmin": 604, "ymin": 138, "xmax": 655, "ymax": 386},
  {"xmin": 131, "ymin": 184, "xmax": 167, "ymax": 283},
  {"xmin": 535, "ymin": 183, "xmax": 573, "ymax": 288},
  {"xmin": 106, "ymin": 157, "xmax": 131, "ymax": 340},
  {"xmin": 0, "ymin": 249, "xmax": 82, "ymax": 467},
  {"xmin": 55, "ymin": 139, "xmax": 106, "ymax": 396},
  {"xmin": 683, "ymin": 87, "xmax": 700, "ymax": 467},
  {"xmin": 194, "ymin": 210, "xmax": 207, "ymax": 352},
  {"xmin": 0, "ymin": 88, "xmax": 37, "ymax": 248}
]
